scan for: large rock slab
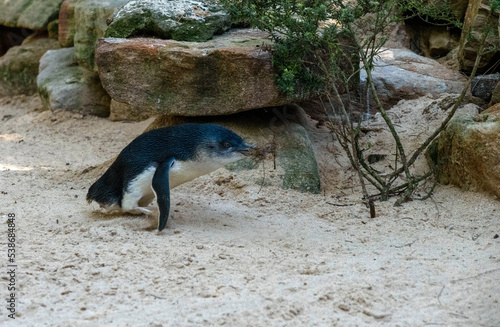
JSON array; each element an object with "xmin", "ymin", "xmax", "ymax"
[
  {"xmin": 145, "ymin": 106, "xmax": 321, "ymax": 194},
  {"xmin": 96, "ymin": 29, "xmax": 288, "ymax": 116},
  {"xmin": 0, "ymin": 37, "xmax": 60, "ymax": 97},
  {"xmin": 0, "ymin": 0, "xmax": 63, "ymax": 30},
  {"xmin": 37, "ymin": 47, "xmax": 111, "ymax": 116},
  {"xmin": 427, "ymin": 104, "xmax": 500, "ymax": 199},
  {"xmin": 109, "ymin": 99, "xmax": 156, "ymax": 121},
  {"xmin": 361, "ymin": 48, "xmax": 467, "ymax": 108},
  {"xmin": 105, "ymin": 0, "xmax": 230, "ymax": 42}
]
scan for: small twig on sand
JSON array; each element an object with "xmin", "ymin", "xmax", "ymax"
[
  {"xmin": 146, "ymin": 293, "xmax": 167, "ymax": 300},
  {"xmin": 248, "ymin": 142, "xmax": 276, "ymax": 194},
  {"xmin": 437, "ymin": 285, "xmax": 445, "ymax": 306},
  {"xmin": 450, "ymin": 268, "xmax": 500, "ymax": 284},
  {"xmin": 257, "ymin": 159, "xmax": 265, "ymax": 194},
  {"xmin": 326, "ymin": 202, "xmax": 355, "ymax": 207},
  {"xmin": 393, "ymin": 239, "xmax": 417, "ymax": 248}
]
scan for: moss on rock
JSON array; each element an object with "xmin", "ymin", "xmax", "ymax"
[
  {"xmin": 105, "ymin": 0, "xmax": 230, "ymax": 42},
  {"xmin": 0, "ymin": 38, "xmax": 60, "ymax": 97}
]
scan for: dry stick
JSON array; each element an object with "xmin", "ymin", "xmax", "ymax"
[
  {"xmin": 414, "ymin": 180, "xmax": 439, "ymax": 201},
  {"xmin": 437, "ymin": 285, "xmax": 445, "ymax": 306},
  {"xmin": 363, "ymin": 58, "xmax": 414, "ymax": 200},
  {"xmin": 353, "ymin": 129, "xmax": 387, "ymax": 188},
  {"xmin": 353, "ymin": 4, "xmax": 493, "ymax": 204},
  {"xmin": 349, "ymin": 25, "xmax": 414, "ymax": 203},
  {"xmin": 389, "ymin": 170, "xmax": 433, "ymax": 194},
  {"xmin": 450, "ymin": 268, "xmax": 500, "ymax": 283},
  {"xmin": 333, "ymin": 118, "xmax": 377, "ymax": 216},
  {"xmin": 369, "ymin": 170, "xmax": 434, "ymax": 200},
  {"xmin": 334, "ymin": 99, "xmax": 377, "ymax": 216},
  {"xmin": 356, "ymin": 7, "xmax": 398, "ymax": 195},
  {"xmin": 390, "ymin": 142, "xmax": 399, "ymax": 187},
  {"xmin": 257, "ymin": 158, "xmax": 266, "ymax": 194},
  {"xmin": 336, "ymin": 126, "xmax": 384, "ymax": 192},
  {"xmin": 413, "ymin": 164, "xmax": 440, "ymax": 201},
  {"xmin": 339, "ymin": 51, "xmax": 389, "ymax": 193},
  {"xmin": 319, "ymin": 56, "xmax": 374, "ymax": 216},
  {"xmin": 392, "ymin": 8, "xmax": 494, "ymax": 178}
]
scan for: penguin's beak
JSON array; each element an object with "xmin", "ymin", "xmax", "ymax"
[{"xmin": 236, "ymin": 143, "xmax": 255, "ymax": 156}]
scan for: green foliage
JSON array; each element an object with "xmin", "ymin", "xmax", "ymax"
[
  {"xmin": 219, "ymin": 1, "xmax": 343, "ymax": 98},
  {"xmin": 217, "ymin": 0, "xmax": 466, "ymax": 98},
  {"xmin": 216, "ymin": 1, "xmax": 410, "ymax": 98},
  {"xmin": 492, "ymin": 0, "xmax": 500, "ymax": 11},
  {"xmin": 398, "ymin": 0, "xmax": 462, "ymax": 28}
]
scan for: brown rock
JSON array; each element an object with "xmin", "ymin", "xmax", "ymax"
[
  {"xmin": 428, "ymin": 104, "xmax": 500, "ymax": 199},
  {"xmin": 428, "ymin": 29, "xmax": 458, "ymax": 58},
  {"xmin": 96, "ymin": 29, "xmax": 288, "ymax": 116},
  {"xmin": 58, "ymin": 0, "xmax": 75, "ymax": 47},
  {"xmin": 482, "ymin": 102, "xmax": 500, "ymax": 114},
  {"xmin": 405, "ymin": 22, "xmax": 461, "ymax": 59}
]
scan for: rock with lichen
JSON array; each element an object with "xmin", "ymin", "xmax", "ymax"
[
  {"xmin": 427, "ymin": 103, "xmax": 500, "ymax": 199},
  {"xmin": 0, "ymin": 37, "xmax": 60, "ymax": 97},
  {"xmin": 105, "ymin": 0, "xmax": 231, "ymax": 42}
]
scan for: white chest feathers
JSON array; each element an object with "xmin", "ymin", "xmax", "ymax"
[
  {"xmin": 121, "ymin": 159, "xmax": 227, "ymax": 212},
  {"xmin": 168, "ymin": 159, "xmax": 225, "ymax": 188}
]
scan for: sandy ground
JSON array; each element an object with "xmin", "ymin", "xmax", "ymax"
[{"xmin": 0, "ymin": 94, "xmax": 499, "ymax": 326}]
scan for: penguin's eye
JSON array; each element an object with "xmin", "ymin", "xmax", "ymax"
[{"xmin": 222, "ymin": 142, "xmax": 232, "ymax": 149}]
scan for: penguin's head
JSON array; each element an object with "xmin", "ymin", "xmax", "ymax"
[{"xmin": 197, "ymin": 124, "xmax": 254, "ymax": 164}]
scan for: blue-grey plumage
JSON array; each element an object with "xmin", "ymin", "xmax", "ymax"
[{"xmin": 86, "ymin": 123, "xmax": 254, "ymax": 230}]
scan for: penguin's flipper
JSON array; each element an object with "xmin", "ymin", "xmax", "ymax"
[{"xmin": 152, "ymin": 158, "xmax": 176, "ymax": 231}]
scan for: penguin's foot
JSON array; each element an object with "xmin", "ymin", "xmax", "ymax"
[
  {"xmin": 127, "ymin": 207, "xmax": 152, "ymax": 215},
  {"xmin": 99, "ymin": 203, "xmax": 121, "ymax": 214}
]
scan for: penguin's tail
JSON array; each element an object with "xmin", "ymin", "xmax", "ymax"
[
  {"xmin": 86, "ymin": 182, "xmax": 98, "ymax": 204},
  {"xmin": 86, "ymin": 176, "xmax": 121, "ymax": 207}
]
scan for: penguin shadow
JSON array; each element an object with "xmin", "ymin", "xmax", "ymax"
[
  {"xmin": 169, "ymin": 207, "xmax": 238, "ymax": 232},
  {"xmin": 88, "ymin": 207, "xmax": 159, "ymax": 231},
  {"xmin": 87, "ymin": 202, "xmax": 235, "ymax": 233}
]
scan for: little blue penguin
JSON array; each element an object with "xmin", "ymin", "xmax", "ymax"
[{"xmin": 86, "ymin": 123, "xmax": 254, "ymax": 231}]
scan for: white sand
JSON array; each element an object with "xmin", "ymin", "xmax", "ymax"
[{"xmin": 1, "ymin": 95, "xmax": 499, "ymax": 326}]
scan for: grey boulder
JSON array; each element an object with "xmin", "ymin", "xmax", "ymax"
[{"xmin": 37, "ymin": 47, "xmax": 111, "ymax": 117}]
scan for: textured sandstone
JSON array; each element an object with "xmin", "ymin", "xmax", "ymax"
[{"xmin": 96, "ymin": 29, "xmax": 288, "ymax": 116}]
